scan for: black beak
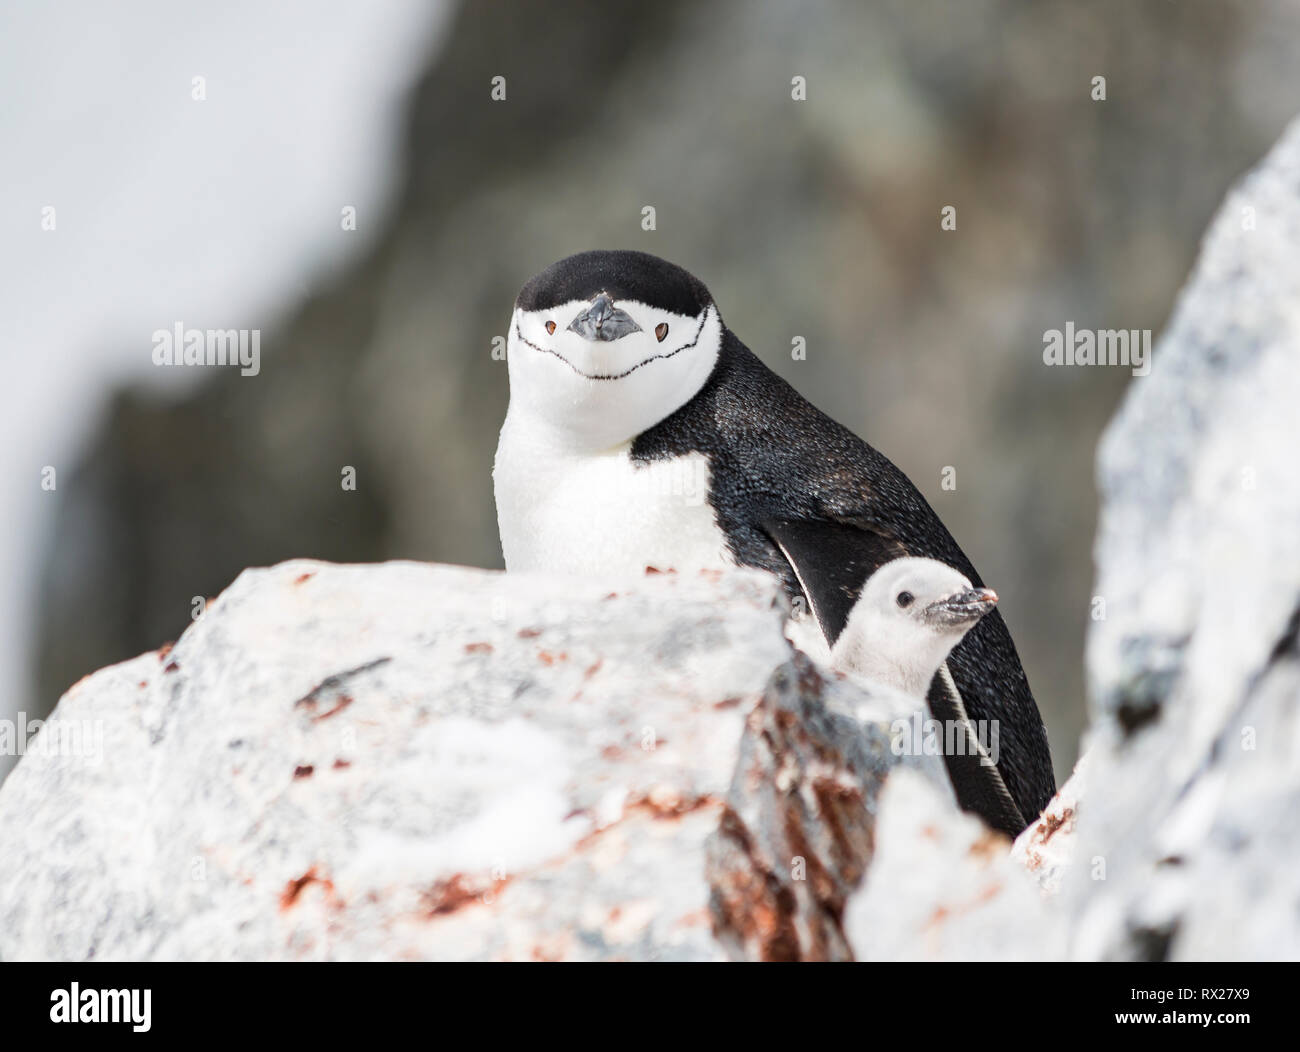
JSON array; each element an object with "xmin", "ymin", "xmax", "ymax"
[
  {"xmin": 924, "ymin": 586, "xmax": 998, "ymax": 627},
  {"xmin": 567, "ymin": 293, "xmax": 642, "ymax": 342}
]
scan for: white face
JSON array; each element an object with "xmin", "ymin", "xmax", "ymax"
[
  {"xmin": 505, "ymin": 296, "xmax": 722, "ymax": 452},
  {"xmin": 833, "ymin": 557, "xmax": 998, "ymax": 695},
  {"xmin": 861, "ymin": 559, "xmax": 980, "ymax": 633}
]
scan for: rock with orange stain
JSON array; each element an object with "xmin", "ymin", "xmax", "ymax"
[
  {"xmin": 1011, "ymin": 755, "xmax": 1086, "ymax": 894},
  {"xmin": 0, "ymin": 558, "xmax": 806, "ymax": 961},
  {"xmin": 706, "ymin": 654, "xmax": 952, "ymax": 961},
  {"xmin": 842, "ymin": 770, "xmax": 1067, "ymax": 961}
]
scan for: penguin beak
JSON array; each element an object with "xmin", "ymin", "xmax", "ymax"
[
  {"xmin": 567, "ymin": 293, "xmax": 643, "ymax": 342},
  {"xmin": 925, "ymin": 587, "xmax": 998, "ymax": 627}
]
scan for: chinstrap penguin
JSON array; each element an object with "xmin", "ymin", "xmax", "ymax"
[{"xmin": 493, "ymin": 249, "xmax": 1054, "ymax": 835}]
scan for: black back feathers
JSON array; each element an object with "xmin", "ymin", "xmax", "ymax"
[{"xmin": 632, "ymin": 328, "xmax": 1057, "ymax": 833}]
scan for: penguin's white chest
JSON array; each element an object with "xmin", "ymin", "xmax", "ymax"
[{"xmin": 493, "ymin": 427, "xmax": 733, "ymax": 575}]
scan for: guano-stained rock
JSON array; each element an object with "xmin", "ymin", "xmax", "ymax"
[{"xmin": 0, "ymin": 560, "xmax": 951, "ymax": 961}]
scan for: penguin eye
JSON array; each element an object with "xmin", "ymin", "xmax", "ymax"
[
  {"xmin": 545, "ymin": 320, "xmax": 556, "ymax": 335},
  {"xmin": 655, "ymin": 323, "xmax": 669, "ymax": 342},
  {"xmin": 896, "ymin": 591, "xmax": 914, "ymax": 608}
]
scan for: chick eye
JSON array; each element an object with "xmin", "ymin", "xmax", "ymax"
[
  {"xmin": 655, "ymin": 322, "xmax": 669, "ymax": 342},
  {"xmin": 545, "ymin": 320, "xmax": 556, "ymax": 335},
  {"xmin": 896, "ymin": 591, "xmax": 914, "ymax": 608}
]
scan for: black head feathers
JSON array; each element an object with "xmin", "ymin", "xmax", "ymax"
[{"xmin": 516, "ymin": 250, "xmax": 715, "ymax": 318}]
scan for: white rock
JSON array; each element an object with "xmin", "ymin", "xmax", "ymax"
[
  {"xmin": 0, "ymin": 559, "xmax": 954, "ymax": 961},
  {"xmin": 1011, "ymin": 754, "xmax": 1087, "ymax": 894},
  {"xmin": 0, "ymin": 561, "xmax": 791, "ymax": 960},
  {"xmin": 1073, "ymin": 115, "xmax": 1300, "ymax": 961},
  {"xmin": 844, "ymin": 770, "xmax": 1067, "ymax": 961}
]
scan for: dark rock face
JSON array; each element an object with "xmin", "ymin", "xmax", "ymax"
[
  {"xmin": 706, "ymin": 655, "xmax": 926, "ymax": 962},
  {"xmin": 32, "ymin": 0, "xmax": 1300, "ymax": 784}
]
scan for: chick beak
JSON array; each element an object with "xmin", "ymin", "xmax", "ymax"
[{"xmin": 925, "ymin": 586, "xmax": 999, "ymax": 627}]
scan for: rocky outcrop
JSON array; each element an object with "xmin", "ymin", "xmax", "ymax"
[
  {"xmin": 706, "ymin": 657, "xmax": 946, "ymax": 961},
  {"xmin": 0, "ymin": 561, "xmax": 957, "ymax": 961},
  {"xmin": 844, "ymin": 770, "xmax": 1068, "ymax": 961},
  {"xmin": 1067, "ymin": 114, "xmax": 1300, "ymax": 962}
]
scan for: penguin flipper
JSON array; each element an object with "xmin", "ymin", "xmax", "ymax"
[{"xmin": 762, "ymin": 517, "xmax": 906, "ymax": 645}]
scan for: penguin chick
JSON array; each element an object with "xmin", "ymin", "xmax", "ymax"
[{"xmin": 831, "ymin": 558, "xmax": 998, "ymax": 698}]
